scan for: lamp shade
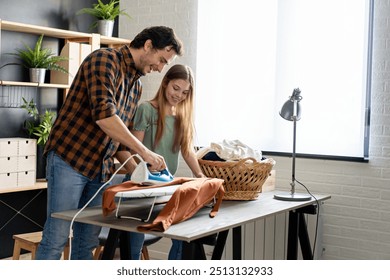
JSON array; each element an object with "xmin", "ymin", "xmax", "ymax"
[
  {"xmin": 279, "ymin": 88, "xmax": 302, "ymax": 121},
  {"xmin": 279, "ymin": 99, "xmax": 302, "ymax": 121}
]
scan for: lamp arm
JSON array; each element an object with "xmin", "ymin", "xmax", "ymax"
[{"xmin": 291, "ymin": 99, "xmax": 298, "ymax": 195}]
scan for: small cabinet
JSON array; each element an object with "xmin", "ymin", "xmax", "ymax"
[{"xmin": 0, "ymin": 138, "xmax": 36, "ymax": 189}]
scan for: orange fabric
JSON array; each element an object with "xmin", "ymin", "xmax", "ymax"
[
  {"xmin": 137, "ymin": 178, "xmax": 225, "ymax": 232},
  {"xmin": 102, "ymin": 177, "xmax": 194, "ymax": 216}
]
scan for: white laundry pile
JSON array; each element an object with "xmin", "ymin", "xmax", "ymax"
[{"xmin": 197, "ymin": 139, "xmax": 262, "ymax": 162}]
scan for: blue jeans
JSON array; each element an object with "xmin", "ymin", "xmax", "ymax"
[
  {"xmin": 127, "ymin": 232, "xmax": 145, "ymax": 260},
  {"xmin": 35, "ymin": 151, "xmax": 107, "ymax": 260},
  {"xmin": 168, "ymin": 239, "xmax": 183, "ymax": 260}
]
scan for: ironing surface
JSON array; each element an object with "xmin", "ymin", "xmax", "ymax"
[
  {"xmin": 114, "ymin": 184, "xmax": 181, "ymax": 199},
  {"xmin": 113, "ymin": 184, "xmax": 182, "ymax": 222}
]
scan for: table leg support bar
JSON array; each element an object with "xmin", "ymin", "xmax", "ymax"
[
  {"xmin": 211, "ymin": 230, "xmax": 229, "ymax": 260},
  {"xmin": 287, "ymin": 205, "xmax": 317, "ymax": 260},
  {"xmin": 101, "ymin": 228, "xmax": 121, "ymax": 260},
  {"xmin": 232, "ymin": 227, "xmax": 241, "ymax": 260},
  {"xmin": 287, "ymin": 210, "xmax": 299, "ymax": 260},
  {"xmin": 298, "ymin": 211, "xmax": 313, "ymax": 260}
]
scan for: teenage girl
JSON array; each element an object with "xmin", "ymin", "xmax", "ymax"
[{"xmin": 127, "ymin": 64, "xmax": 205, "ymax": 259}]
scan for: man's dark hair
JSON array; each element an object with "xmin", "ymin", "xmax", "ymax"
[{"xmin": 130, "ymin": 26, "xmax": 184, "ymax": 56}]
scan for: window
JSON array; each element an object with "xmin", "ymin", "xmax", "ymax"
[{"xmin": 195, "ymin": 0, "xmax": 372, "ymax": 160}]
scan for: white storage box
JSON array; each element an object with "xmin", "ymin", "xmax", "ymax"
[
  {"xmin": 18, "ymin": 139, "xmax": 37, "ymax": 156},
  {"xmin": 17, "ymin": 155, "xmax": 36, "ymax": 171},
  {"xmin": 0, "ymin": 137, "xmax": 37, "ymax": 188},
  {"xmin": 17, "ymin": 171, "xmax": 36, "ymax": 187},
  {"xmin": 0, "ymin": 156, "xmax": 18, "ymax": 173},
  {"xmin": 0, "ymin": 172, "xmax": 18, "ymax": 189},
  {"xmin": 0, "ymin": 139, "xmax": 19, "ymax": 157}
]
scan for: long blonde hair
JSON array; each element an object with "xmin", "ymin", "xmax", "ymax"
[{"xmin": 150, "ymin": 64, "xmax": 195, "ymax": 156}]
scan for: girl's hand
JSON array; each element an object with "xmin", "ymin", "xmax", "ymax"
[{"xmin": 195, "ymin": 172, "xmax": 207, "ymax": 178}]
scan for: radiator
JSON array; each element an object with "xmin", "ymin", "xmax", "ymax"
[{"xmin": 220, "ymin": 211, "xmax": 322, "ymax": 260}]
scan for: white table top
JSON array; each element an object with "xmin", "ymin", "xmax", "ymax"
[{"xmin": 52, "ymin": 191, "xmax": 331, "ymax": 242}]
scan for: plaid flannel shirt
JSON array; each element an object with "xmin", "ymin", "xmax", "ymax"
[{"xmin": 44, "ymin": 45, "xmax": 143, "ymax": 182}]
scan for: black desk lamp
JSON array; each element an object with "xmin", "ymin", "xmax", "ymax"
[{"xmin": 274, "ymin": 88, "xmax": 311, "ymax": 201}]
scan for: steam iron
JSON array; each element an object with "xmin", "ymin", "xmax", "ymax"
[{"xmin": 131, "ymin": 154, "xmax": 174, "ymax": 185}]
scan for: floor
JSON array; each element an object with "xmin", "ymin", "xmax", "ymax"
[
  {"xmin": 2, "ymin": 248, "xmax": 122, "ymax": 260},
  {"xmin": 2, "ymin": 253, "xmax": 37, "ymax": 260},
  {"xmin": 2, "ymin": 246, "xmax": 165, "ymax": 260}
]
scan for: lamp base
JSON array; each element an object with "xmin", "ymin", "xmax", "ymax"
[{"xmin": 274, "ymin": 192, "xmax": 312, "ymax": 201}]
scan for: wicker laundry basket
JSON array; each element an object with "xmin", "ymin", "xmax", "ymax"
[{"xmin": 198, "ymin": 157, "xmax": 275, "ymax": 201}]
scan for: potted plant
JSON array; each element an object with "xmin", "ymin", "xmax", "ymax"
[
  {"xmin": 7, "ymin": 34, "xmax": 69, "ymax": 83},
  {"xmin": 77, "ymin": 0, "xmax": 131, "ymax": 37},
  {"xmin": 20, "ymin": 97, "xmax": 55, "ymax": 146},
  {"xmin": 21, "ymin": 97, "xmax": 55, "ymax": 179}
]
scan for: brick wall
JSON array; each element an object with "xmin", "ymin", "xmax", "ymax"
[{"xmin": 119, "ymin": 0, "xmax": 390, "ymax": 259}]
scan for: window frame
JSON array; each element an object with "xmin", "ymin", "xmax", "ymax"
[{"xmin": 195, "ymin": 0, "xmax": 373, "ymax": 162}]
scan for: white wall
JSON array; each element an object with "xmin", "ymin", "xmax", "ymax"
[
  {"xmin": 119, "ymin": 0, "xmax": 198, "ymax": 103},
  {"xmin": 120, "ymin": 0, "xmax": 390, "ymax": 259}
]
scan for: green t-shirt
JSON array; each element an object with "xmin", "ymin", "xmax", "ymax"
[{"xmin": 132, "ymin": 102, "xmax": 179, "ymax": 174}]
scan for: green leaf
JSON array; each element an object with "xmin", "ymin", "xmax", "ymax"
[{"xmin": 20, "ymin": 97, "xmax": 39, "ymax": 119}]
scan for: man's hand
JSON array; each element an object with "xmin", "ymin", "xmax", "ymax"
[{"xmin": 141, "ymin": 150, "xmax": 167, "ymax": 171}]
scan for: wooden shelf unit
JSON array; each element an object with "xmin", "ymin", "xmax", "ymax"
[
  {"xmin": 0, "ymin": 179, "xmax": 47, "ymax": 194},
  {"xmin": 0, "ymin": 19, "xmax": 130, "ymax": 46},
  {"xmin": 0, "ymin": 19, "xmax": 131, "ymax": 88},
  {"xmin": 0, "ymin": 80, "xmax": 70, "ymax": 89}
]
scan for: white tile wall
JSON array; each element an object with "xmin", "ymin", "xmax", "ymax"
[{"xmin": 119, "ymin": 0, "xmax": 390, "ymax": 259}]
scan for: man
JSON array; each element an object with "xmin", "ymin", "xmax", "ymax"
[{"xmin": 35, "ymin": 26, "xmax": 183, "ymax": 260}]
